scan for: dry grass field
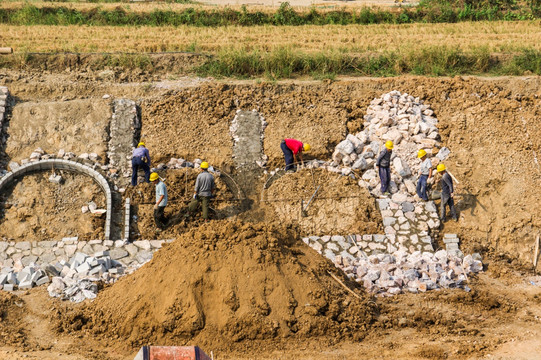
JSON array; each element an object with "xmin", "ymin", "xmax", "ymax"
[{"xmin": 2, "ymin": 21, "xmax": 541, "ymax": 54}]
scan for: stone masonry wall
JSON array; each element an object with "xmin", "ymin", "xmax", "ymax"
[
  {"xmin": 0, "ymin": 86, "xmax": 9, "ymax": 172},
  {"xmin": 108, "ymin": 99, "xmax": 140, "ymax": 185}
]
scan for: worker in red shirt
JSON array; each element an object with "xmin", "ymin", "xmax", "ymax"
[{"xmin": 281, "ymin": 138, "xmax": 311, "ymax": 172}]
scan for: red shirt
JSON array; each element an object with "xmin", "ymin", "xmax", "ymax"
[{"xmin": 284, "ymin": 138, "xmax": 303, "ymax": 155}]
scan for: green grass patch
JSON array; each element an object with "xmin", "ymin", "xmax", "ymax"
[
  {"xmin": 1, "ymin": 1, "xmax": 540, "ymax": 27},
  {"xmin": 195, "ymin": 46, "xmax": 541, "ymax": 79}
]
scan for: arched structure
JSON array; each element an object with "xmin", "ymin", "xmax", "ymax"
[{"xmin": 0, "ymin": 159, "xmax": 113, "ymax": 239}]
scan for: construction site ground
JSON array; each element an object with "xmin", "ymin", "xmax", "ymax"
[{"xmin": 1, "ymin": 68, "xmax": 541, "ymax": 359}]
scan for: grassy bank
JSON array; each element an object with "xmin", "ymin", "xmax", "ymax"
[
  {"xmin": 1, "ymin": 47, "xmax": 540, "ymax": 79},
  {"xmin": 1, "ymin": 1, "xmax": 540, "ymax": 27},
  {"xmin": 196, "ymin": 47, "xmax": 541, "ymax": 78}
]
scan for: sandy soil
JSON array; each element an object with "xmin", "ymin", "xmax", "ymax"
[
  {"xmin": 0, "ymin": 173, "xmax": 106, "ymax": 242},
  {"xmin": 5, "ymin": 99, "xmax": 111, "ymax": 164},
  {"xmin": 265, "ymin": 168, "xmax": 382, "ymax": 235}
]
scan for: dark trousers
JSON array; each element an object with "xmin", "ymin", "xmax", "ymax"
[
  {"xmin": 281, "ymin": 141, "xmax": 295, "ymax": 171},
  {"xmin": 154, "ymin": 206, "xmax": 167, "ymax": 229},
  {"xmin": 188, "ymin": 195, "xmax": 211, "ymax": 220},
  {"xmin": 440, "ymin": 196, "xmax": 457, "ymax": 221},
  {"xmin": 379, "ymin": 166, "xmax": 391, "ymax": 193},
  {"xmin": 416, "ymin": 175, "xmax": 429, "ymax": 201},
  {"xmin": 131, "ymin": 157, "xmax": 150, "ymax": 186}
]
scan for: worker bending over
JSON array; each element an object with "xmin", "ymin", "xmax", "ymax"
[
  {"xmin": 281, "ymin": 138, "xmax": 310, "ymax": 172},
  {"xmin": 376, "ymin": 140, "xmax": 393, "ymax": 195},
  {"xmin": 416, "ymin": 149, "xmax": 433, "ymax": 201},
  {"xmin": 150, "ymin": 172, "xmax": 168, "ymax": 230},
  {"xmin": 187, "ymin": 162, "xmax": 215, "ymax": 221},
  {"xmin": 131, "ymin": 142, "xmax": 151, "ymax": 186},
  {"xmin": 437, "ymin": 163, "xmax": 458, "ymax": 222}
]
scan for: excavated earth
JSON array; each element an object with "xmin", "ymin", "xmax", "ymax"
[{"xmin": 0, "ymin": 69, "xmax": 541, "ymax": 359}]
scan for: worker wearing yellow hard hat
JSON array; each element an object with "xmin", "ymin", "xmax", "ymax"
[
  {"xmin": 376, "ymin": 140, "xmax": 394, "ymax": 195},
  {"xmin": 416, "ymin": 149, "xmax": 433, "ymax": 201},
  {"xmin": 131, "ymin": 141, "xmax": 151, "ymax": 186},
  {"xmin": 150, "ymin": 172, "xmax": 168, "ymax": 231},
  {"xmin": 187, "ymin": 161, "xmax": 216, "ymax": 222},
  {"xmin": 437, "ymin": 163, "xmax": 458, "ymax": 222},
  {"xmin": 281, "ymin": 138, "xmax": 311, "ymax": 173}
]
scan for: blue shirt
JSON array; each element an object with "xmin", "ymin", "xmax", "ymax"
[
  {"xmin": 155, "ymin": 181, "xmax": 167, "ymax": 207},
  {"xmin": 132, "ymin": 146, "xmax": 151, "ymax": 166}
]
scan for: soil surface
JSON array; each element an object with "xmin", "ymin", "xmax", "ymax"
[
  {"xmin": 1, "ymin": 71, "xmax": 541, "ymax": 359},
  {"xmin": 0, "ymin": 173, "xmax": 106, "ymax": 242},
  {"xmin": 264, "ymin": 168, "xmax": 382, "ymax": 235},
  {"xmin": 5, "ymin": 99, "xmax": 111, "ymax": 164}
]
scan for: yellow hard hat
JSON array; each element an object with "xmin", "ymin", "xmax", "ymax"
[
  {"xmin": 418, "ymin": 149, "xmax": 427, "ymax": 158},
  {"xmin": 149, "ymin": 172, "xmax": 159, "ymax": 182},
  {"xmin": 138, "ymin": 142, "xmax": 145, "ymax": 147},
  {"xmin": 437, "ymin": 163, "xmax": 446, "ymax": 173},
  {"xmin": 385, "ymin": 140, "xmax": 394, "ymax": 150},
  {"xmin": 200, "ymin": 161, "xmax": 209, "ymax": 169},
  {"xmin": 303, "ymin": 143, "xmax": 311, "ymax": 152}
]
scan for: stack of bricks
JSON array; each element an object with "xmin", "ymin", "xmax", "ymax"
[{"xmin": 443, "ymin": 233, "xmax": 462, "ymax": 258}]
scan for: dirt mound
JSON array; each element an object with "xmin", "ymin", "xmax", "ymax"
[
  {"xmin": 54, "ymin": 221, "xmax": 376, "ymax": 352},
  {"xmin": 124, "ymin": 168, "xmax": 238, "ymax": 239},
  {"xmin": 264, "ymin": 168, "xmax": 382, "ymax": 235},
  {"xmin": 0, "ymin": 173, "xmax": 105, "ymax": 241}
]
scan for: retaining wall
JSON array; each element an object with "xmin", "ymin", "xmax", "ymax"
[{"xmin": 0, "ymin": 159, "xmax": 113, "ymax": 239}]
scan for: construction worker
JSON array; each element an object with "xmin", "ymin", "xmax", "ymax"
[
  {"xmin": 150, "ymin": 172, "xmax": 168, "ymax": 230},
  {"xmin": 376, "ymin": 140, "xmax": 393, "ymax": 195},
  {"xmin": 187, "ymin": 161, "xmax": 215, "ymax": 221},
  {"xmin": 437, "ymin": 163, "xmax": 458, "ymax": 222},
  {"xmin": 281, "ymin": 138, "xmax": 311, "ymax": 172},
  {"xmin": 416, "ymin": 149, "xmax": 433, "ymax": 201},
  {"xmin": 131, "ymin": 142, "xmax": 151, "ymax": 186}
]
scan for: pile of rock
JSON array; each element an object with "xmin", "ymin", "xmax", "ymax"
[
  {"xmin": 335, "ymin": 250, "xmax": 482, "ymax": 296},
  {"xmin": 327, "ymin": 90, "xmax": 451, "ymax": 197},
  {"xmin": 0, "ymin": 263, "xmax": 50, "ymax": 291},
  {"xmin": 47, "ymin": 250, "xmax": 134, "ymax": 302}
]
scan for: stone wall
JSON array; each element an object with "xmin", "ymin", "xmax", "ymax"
[
  {"xmin": 0, "ymin": 86, "xmax": 9, "ymax": 172},
  {"xmin": 108, "ymin": 99, "xmax": 140, "ymax": 185}
]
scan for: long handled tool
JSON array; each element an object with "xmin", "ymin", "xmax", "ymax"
[{"xmin": 301, "ymin": 185, "xmax": 320, "ymax": 217}]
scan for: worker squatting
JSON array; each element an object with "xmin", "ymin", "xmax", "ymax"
[{"xmin": 132, "ymin": 138, "xmax": 457, "ymax": 231}]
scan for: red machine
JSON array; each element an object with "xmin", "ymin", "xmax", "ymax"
[{"xmin": 133, "ymin": 346, "xmax": 212, "ymax": 360}]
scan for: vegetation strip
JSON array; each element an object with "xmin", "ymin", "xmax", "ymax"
[
  {"xmin": 1, "ymin": 47, "xmax": 541, "ymax": 78},
  {"xmin": 1, "ymin": 1, "xmax": 541, "ymax": 27}
]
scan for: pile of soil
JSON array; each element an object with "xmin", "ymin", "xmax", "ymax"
[
  {"xmin": 54, "ymin": 221, "xmax": 376, "ymax": 352},
  {"xmin": 264, "ymin": 168, "xmax": 382, "ymax": 236},
  {"xmin": 0, "ymin": 173, "xmax": 105, "ymax": 241},
  {"xmin": 124, "ymin": 168, "xmax": 238, "ymax": 239}
]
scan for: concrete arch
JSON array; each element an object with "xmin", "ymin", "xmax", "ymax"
[{"xmin": 0, "ymin": 159, "xmax": 113, "ymax": 240}]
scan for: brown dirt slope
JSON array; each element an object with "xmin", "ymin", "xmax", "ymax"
[
  {"xmin": 0, "ymin": 292, "xmax": 27, "ymax": 348},
  {"xmin": 124, "ymin": 168, "xmax": 237, "ymax": 239},
  {"xmin": 6, "ymin": 99, "xmax": 111, "ymax": 163},
  {"xmin": 265, "ymin": 168, "xmax": 382, "ymax": 235},
  {"xmin": 55, "ymin": 221, "xmax": 376, "ymax": 352}
]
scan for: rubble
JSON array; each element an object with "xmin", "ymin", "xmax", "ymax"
[{"xmin": 303, "ymin": 231, "xmax": 481, "ymax": 296}]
